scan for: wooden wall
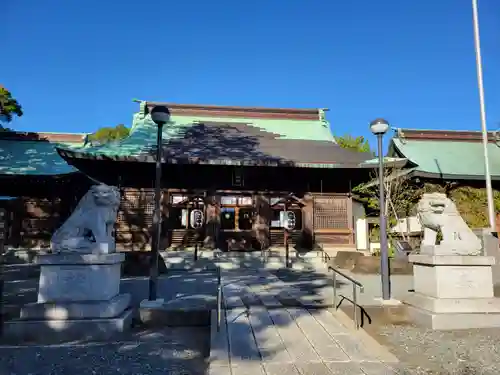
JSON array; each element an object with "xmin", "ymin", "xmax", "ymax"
[
  {"xmin": 1, "ymin": 164, "xmax": 361, "ymax": 251},
  {"xmin": 0, "ymin": 174, "xmax": 89, "ymax": 248},
  {"xmin": 114, "ymin": 188, "xmax": 355, "ymax": 251}
]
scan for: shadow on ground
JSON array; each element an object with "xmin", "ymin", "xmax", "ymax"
[
  {"xmin": 0, "ymin": 326, "xmax": 209, "ymax": 375},
  {"xmin": 3, "ymin": 261, "xmax": 497, "ymax": 373}
]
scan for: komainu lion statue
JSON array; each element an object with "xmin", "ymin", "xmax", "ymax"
[
  {"xmin": 417, "ymin": 192, "xmax": 482, "ymax": 255},
  {"xmin": 51, "ymin": 184, "xmax": 121, "ymax": 254}
]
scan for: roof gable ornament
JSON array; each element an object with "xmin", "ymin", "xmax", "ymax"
[
  {"xmin": 132, "ymin": 99, "xmax": 148, "ymax": 120},
  {"xmin": 396, "ymin": 128, "xmax": 407, "ymax": 144},
  {"xmin": 318, "ymin": 108, "xmax": 329, "ymax": 127}
]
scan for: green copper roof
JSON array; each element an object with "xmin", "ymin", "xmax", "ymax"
[
  {"xmin": 58, "ymin": 108, "xmax": 372, "ymax": 168},
  {"xmin": 359, "ymin": 156, "xmax": 409, "ymax": 169},
  {"xmin": 391, "ymin": 137, "xmax": 500, "ymax": 180},
  {"xmin": 86, "ymin": 110, "xmax": 336, "ymax": 159},
  {"xmin": 0, "ymin": 138, "xmax": 78, "ymax": 175}
]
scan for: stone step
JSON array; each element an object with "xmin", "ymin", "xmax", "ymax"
[{"xmin": 163, "ymin": 254, "xmax": 328, "ymax": 271}]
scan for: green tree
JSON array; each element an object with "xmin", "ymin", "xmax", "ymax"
[
  {"xmin": 88, "ymin": 124, "xmax": 130, "ymax": 144},
  {"xmin": 334, "ymin": 134, "xmax": 372, "ymax": 153},
  {"xmin": 0, "ymin": 86, "xmax": 23, "ymax": 129}
]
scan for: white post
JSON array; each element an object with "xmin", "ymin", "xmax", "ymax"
[{"xmin": 472, "ymin": 0, "xmax": 496, "ymax": 231}]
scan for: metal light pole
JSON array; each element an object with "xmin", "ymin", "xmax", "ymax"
[
  {"xmin": 149, "ymin": 105, "xmax": 171, "ymax": 301},
  {"xmin": 472, "ymin": 0, "xmax": 496, "ymax": 231},
  {"xmin": 370, "ymin": 118, "xmax": 391, "ymax": 301}
]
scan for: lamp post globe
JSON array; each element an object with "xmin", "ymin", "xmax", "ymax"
[
  {"xmin": 369, "ymin": 118, "xmax": 390, "ymax": 135},
  {"xmin": 151, "ymin": 105, "xmax": 171, "ymax": 126}
]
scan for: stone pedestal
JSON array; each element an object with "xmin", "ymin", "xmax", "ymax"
[
  {"xmin": 404, "ymin": 254, "xmax": 500, "ymax": 330},
  {"xmin": 478, "ymin": 228, "xmax": 500, "ymax": 287},
  {"xmin": 4, "ymin": 253, "xmax": 133, "ymax": 342}
]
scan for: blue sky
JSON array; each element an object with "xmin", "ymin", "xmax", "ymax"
[{"xmin": 3, "ymin": 0, "xmax": 500, "ymax": 146}]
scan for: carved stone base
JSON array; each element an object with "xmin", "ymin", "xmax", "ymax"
[
  {"xmin": 4, "ymin": 309, "xmax": 133, "ymax": 342},
  {"xmin": 405, "ymin": 292, "xmax": 500, "ymax": 314},
  {"xmin": 409, "ymin": 254, "xmax": 495, "ymax": 298},
  {"xmin": 406, "ymin": 304, "xmax": 500, "ymax": 330},
  {"xmin": 405, "ymin": 253, "xmax": 500, "ymax": 330},
  {"xmin": 4, "ymin": 253, "xmax": 132, "ymax": 342},
  {"xmin": 20, "ymin": 293, "xmax": 131, "ymax": 320},
  {"xmin": 36, "ymin": 253, "xmax": 124, "ymax": 302}
]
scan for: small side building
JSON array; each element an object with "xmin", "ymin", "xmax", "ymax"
[
  {"xmin": 386, "ymin": 128, "xmax": 500, "ymax": 240},
  {"xmin": 0, "ymin": 131, "xmax": 91, "ymax": 248}
]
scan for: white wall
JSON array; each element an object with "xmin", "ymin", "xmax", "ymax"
[
  {"xmin": 353, "ymin": 201, "xmax": 369, "ymax": 251},
  {"xmin": 390, "ymin": 216, "xmax": 422, "ymax": 235}
]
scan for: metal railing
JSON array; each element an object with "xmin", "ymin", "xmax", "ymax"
[
  {"xmin": 328, "ymin": 265, "xmax": 364, "ymax": 329},
  {"xmin": 321, "ymin": 250, "xmax": 331, "ymax": 264},
  {"xmin": 216, "ymin": 265, "xmax": 222, "ymax": 332},
  {"xmin": 317, "ymin": 243, "xmax": 331, "ymax": 264}
]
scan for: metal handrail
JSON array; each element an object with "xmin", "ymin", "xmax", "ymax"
[
  {"xmin": 317, "ymin": 244, "xmax": 331, "ymax": 264},
  {"xmin": 216, "ymin": 265, "xmax": 222, "ymax": 332},
  {"xmin": 328, "ymin": 265, "xmax": 364, "ymax": 329},
  {"xmin": 336, "ymin": 295, "xmax": 372, "ymax": 328}
]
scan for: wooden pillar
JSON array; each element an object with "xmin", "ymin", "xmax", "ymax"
[
  {"xmin": 253, "ymin": 194, "xmax": 270, "ymax": 250},
  {"xmin": 300, "ymin": 193, "xmax": 314, "ymax": 250},
  {"xmin": 347, "ymin": 195, "xmax": 354, "ymax": 245},
  {"xmin": 234, "ymin": 207, "xmax": 240, "ymax": 231},
  {"xmin": 204, "ymin": 195, "xmax": 221, "ymax": 249}
]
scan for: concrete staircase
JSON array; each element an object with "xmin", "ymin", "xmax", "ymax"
[{"xmin": 209, "ymin": 267, "xmax": 400, "ymax": 375}]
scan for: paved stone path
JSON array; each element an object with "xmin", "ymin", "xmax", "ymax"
[
  {"xmin": 210, "ymin": 270, "xmax": 400, "ymax": 375},
  {"xmin": 222, "ymin": 269, "xmax": 334, "ymax": 309}
]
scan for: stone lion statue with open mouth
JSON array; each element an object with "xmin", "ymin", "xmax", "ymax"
[
  {"xmin": 51, "ymin": 184, "xmax": 121, "ymax": 254},
  {"xmin": 417, "ymin": 192, "xmax": 482, "ymax": 255}
]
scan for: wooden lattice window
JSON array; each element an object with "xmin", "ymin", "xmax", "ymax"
[
  {"xmin": 313, "ymin": 196, "xmax": 349, "ymax": 230},
  {"xmin": 117, "ymin": 189, "xmax": 155, "ymax": 230}
]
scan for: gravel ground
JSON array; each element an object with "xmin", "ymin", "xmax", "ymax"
[
  {"xmin": 0, "ymin": 326, "xmax": 210, "ymax": 375},
  {"xmin": 371, "ymin": 324, "xmax": 500, "ymax": 375}
]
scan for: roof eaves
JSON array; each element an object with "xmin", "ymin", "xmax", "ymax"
[
  {"xmin": 410, "ymin": 170, "xmax": 500, "ymax": 181},
  {"xmin": 57, "ymin": 147, "xmax": 366, "ymax": 169}
]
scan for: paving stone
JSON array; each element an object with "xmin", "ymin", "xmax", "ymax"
[
  {"xmin": 208, "ymin": 366, "xmax": 232, "ymax": 375},
  {"xmin": 263, "ymin": 363, "xmax": 301, "ymax": 375},
  {"xmin": 224, "ymin": 295, "xmax": 245, "ymax": 308},
  {"xmin": 241, "ymin": 291, "xmax": 261, "ymax": 307},
  {"xmin": 360, "ymin": 362, "xmax": 400, "ymax": 375},
  {"xmin": 231, "ymin": 363, "xmax": 267, "ymax": 375},
  {"xmin": 295, "ymin": 361, "xmax": 337, "ymax": 375},
  {"xmin": 286, "ymin": 308, "xmax": 350, "ymax": 362},
  {"xmin": 309, "ymin": 309, "xmax": 350, "ymax": 335},
  {"xmin": 223, "ymin": 283, "xmax": 246, "ymax": 308},
  {"xmin": 332, "ymin": 334, "xmax": 380, "ymax": 362},
  {"xmin": 249, "ymin": 308, "xmax": 294, "ymax": 363},
  {"xmin": 226, "ymin": 309, "xmax": 261, "ymax": 365},
  {"xmin": 267, "ymin": 309, "xmax": 322, "ymax": 363},
  {"xmin": 257, "ymin": 293, "xmax": 283, "ymax": 308},
  {"xmin": 324, "ymin": 361, "xmax": 366, "ymax": 375}
]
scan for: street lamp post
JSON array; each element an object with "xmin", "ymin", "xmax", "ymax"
[
  {"xmin": 149, "ymin": 105, "xmax": 171, "ymax": 301},
  {"xmin": 370, "ymin": 118, "xmax": 391, "ymax": 301}
]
